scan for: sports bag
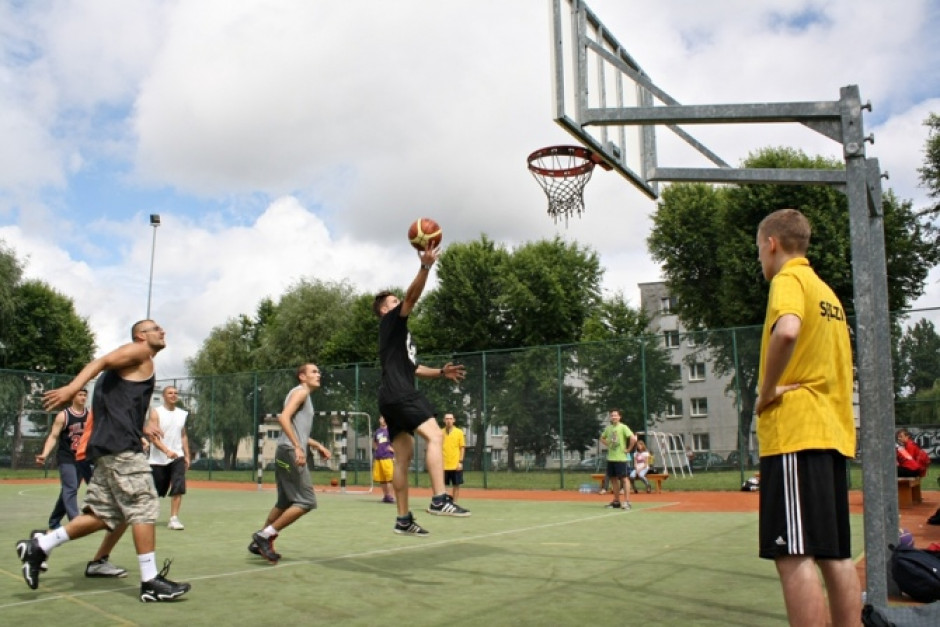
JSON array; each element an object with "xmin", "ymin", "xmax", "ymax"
[{"xmin": 891, "ymin": 544, "xmax": 940, "ymax": 603}]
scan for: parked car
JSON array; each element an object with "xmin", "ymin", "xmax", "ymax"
[
  {"xmin": 190, "ymin": 458, "xmax": 224, "ymax": 470},
  {"xmin": 690, "ymin": 451, "xmax": 728, "ymax": 471},
  {"xmin": 568, "ymin": 456, "xmax": 603, "ymax": 472},
  {"xmin": 725, "ymin": 450, "xmax": 759, "ymax": 468}
]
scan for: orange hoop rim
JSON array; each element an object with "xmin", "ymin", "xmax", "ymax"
[{"xmin": 526, "ymin": 145, "xmax": 601, "ymax": 178}]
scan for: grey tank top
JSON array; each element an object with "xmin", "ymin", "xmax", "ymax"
[{"xmin": 276, "ymin": 385, "xmax": 314, "ymax": 450}]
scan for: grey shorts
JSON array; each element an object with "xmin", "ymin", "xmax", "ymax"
[
  {"xmin": 275, "ymin": 446, "xmax": 318, "ymax": 511},
  {"xmin": 83, "ymin": 451, "xmax": 160, "ymax": 529}
]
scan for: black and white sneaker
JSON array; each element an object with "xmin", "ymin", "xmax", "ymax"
[
  {"xmin": 394, "ymin": 513, "xmax": 429, "ymax": 536},
  {"xmin": 427, "ymin": 494, "xmax": 471, "ymax": 517},
  {"xmin": 139, "ymin": 559, "xmax": 190, "ymax": 602},
  {"xmin": 30, "ymin": 529, "xmax": 49, "ymax": 572},
  {"xmin": 248, "ymin": 540, "xmax": 282, "ymax": 561},
  {"xmin": 250, "ymin": 532, "xmax": 280, "ymax": 564},
  {"xmin": 605, "ymin": 501, "xmax": 621, "ymax": 509},
  {"xmin": 15, "ymin": 537, "xmax": 48, "ymax": 590}
]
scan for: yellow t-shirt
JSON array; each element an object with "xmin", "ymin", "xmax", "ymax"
[
  {"xmin": 442, "ymin": 426, "xmax": 465, "ymax": 470},
  {"xmin": 757, "ymin": 258, "xmax": 856, "ymax": 458}
]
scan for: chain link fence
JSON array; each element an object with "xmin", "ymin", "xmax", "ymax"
[{"xmin": 3, "ymin": 309, "xmax": 938, "ymax": 489}]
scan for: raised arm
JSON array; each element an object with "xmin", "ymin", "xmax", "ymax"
[{"xmin": 400, "ymin": 245, "xmax": 441, "ymax": 317}]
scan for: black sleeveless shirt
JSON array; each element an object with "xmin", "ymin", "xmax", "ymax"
[
  {"xmin": 87, "ymin": 369, "xmax": 155, "ymax": 460},
  {"xmin": 56, "ymin": 407, "xmax": 88, "ymax": 464}
]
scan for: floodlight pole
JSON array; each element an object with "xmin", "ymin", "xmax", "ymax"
[{"xmin": 146, "ymin": 214, "xmax": 161, "ymax": 319}]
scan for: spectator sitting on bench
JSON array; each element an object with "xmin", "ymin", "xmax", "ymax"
[
  {"xmin": 630, "ymin": 441, "xmax": 652, "ymax": 494},
  {"xmin": 896, "ymin": 429, "xmax": 929, "ymax": 478}
]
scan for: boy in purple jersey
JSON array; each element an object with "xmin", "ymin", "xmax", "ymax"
[{"xmin": 373, "ymin": 416, "xmax": 396, "ymax": 503}]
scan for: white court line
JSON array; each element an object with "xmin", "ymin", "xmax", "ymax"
[{"xmin": 0, "ymin": 506, "xmax": 657, "ymax": 610}]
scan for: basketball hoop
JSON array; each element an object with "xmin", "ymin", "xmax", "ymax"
[{"xmin": 527, "ymin": 145, "xmax": 609, "ymax": 224}]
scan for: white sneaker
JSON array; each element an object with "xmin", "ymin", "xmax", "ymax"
[{"xmin": 167, "ymin": 516, "xmax": 185, "ymax": 530}]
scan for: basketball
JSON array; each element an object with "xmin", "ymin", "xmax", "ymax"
[
  {"xmin": 407, "ymin": 218, "xmax": 442, "ymax": 251},
  {"xmin": 899, "ymin": 527, "xmax": 915, "ymax": 548},
  {"xmin": 330, "ymin": 478, "xmax": 339, "ymax": 487}
]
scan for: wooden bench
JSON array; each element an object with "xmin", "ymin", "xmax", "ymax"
[
  {"xmin": 897, "ymin": 476, "xmax": 923, "ymax": 508},
  {"xmin": 590, "ymin": 473, "xmax": 670, "ymax": 493}
]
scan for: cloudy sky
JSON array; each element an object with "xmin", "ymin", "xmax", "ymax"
[{"xmin": 1, "ymin": 0, "xmax": 939, "ymax": 378}]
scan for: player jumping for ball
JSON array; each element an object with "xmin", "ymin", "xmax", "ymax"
[{"xmin": 373, "ymin": 243, "xmax": 470, "ymax": 535}]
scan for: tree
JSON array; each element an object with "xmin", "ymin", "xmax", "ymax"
[
  {"xmin": 648, "ymin": 146, "xmax": 940, "ymax": 454},
  {"xmin": 4, "ymin": 280, "xmax": 96, "ymax": 374},
  {"xmin": 0, "ymin": 240, "xmax": 24, "ymax": 367},
  {"xmin": 918, "ymin": 112, "xmax": 940, "ymax": 220},
  {"xmin": 254, "ymin": 279, "xmax": 358, "ymax": 369},
  {"xmin": 579, "ymin": 293, "xmax": 680, "ymax": 435},
  {"xmin": 896, "ymin": 319, "xmax": 940, "ymax": 397}
]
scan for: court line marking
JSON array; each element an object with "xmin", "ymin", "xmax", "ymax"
[{"xmin": 0, "ymin": 507, "xmax": 646, "ymax": 610}]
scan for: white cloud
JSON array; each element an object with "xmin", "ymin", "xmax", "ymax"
[{"xmin": 1, "ymin": 0, "xmax": 938, "ymax": 378}]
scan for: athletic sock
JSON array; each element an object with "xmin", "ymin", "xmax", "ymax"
[
  {"xmin": 258, "ymin": 525, "xmax": 278, "ymax": 539},
  {"xmin": 38, "ymin": 526, "xmax": 70, "ymax": 554},
  {"xmin": 431, "ymin": 493, "xmax": 446, "ymax": 503},
  {"xmin": 139, "ymin": 552, "xmax": 157, "ymax": 582},
  {"xmin": 397, "ymin": 512, "xmax": 412, "ymax": 523}
]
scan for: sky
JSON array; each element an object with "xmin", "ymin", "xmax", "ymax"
[{"xmin": 1, "ymin": 0, "xmax": 939, "ymax": 379}]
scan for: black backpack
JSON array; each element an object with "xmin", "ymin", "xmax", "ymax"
[{"xmin": 891, "ymin": 544, "xmax": 940, "ymax": 603}]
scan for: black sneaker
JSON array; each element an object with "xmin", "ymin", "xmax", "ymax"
[
  {"xmin": 605, "ymin": 501, "xmax": 621, "ymax": 509},
  {"xmin": 248, "ymin": 541, "xmax": 282, "ymax": 561},
  {"xmin": 139, "ymin": 559, "xmax": 190, "ymax": 602},
  {"xmin": 30, "ymin": 530, "xmax": 49, "ymax": 572},
  {"xmin": 251, "ymin": 532, "xmax": 280, "ymax": 564},
  {"xmin": 15, "ymin": 537, "xmax": 48, "ymax": 590},
  {"xmin": 427, "ymin": 494, "xmax": 471, "ymax": 517},
  {"xmin": 394, "ymin": 513, "xmax": 429, "ymax": 536}
]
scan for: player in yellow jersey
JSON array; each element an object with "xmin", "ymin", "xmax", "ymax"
[{"xmin": 755, "ymin": 209, "xmax": 860, "ymax": 627}]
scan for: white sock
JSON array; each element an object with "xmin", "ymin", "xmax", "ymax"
[
  {"xmin": 259, "ymin": 525, "xmax": 278, "ymax": 539},
  {"xmin": 37, "ymin": 527, "xmax": 70, "ymax": 554},
  {"xmin": 139, "ymin": 552, "xmax": 158, "ymax": 582}
]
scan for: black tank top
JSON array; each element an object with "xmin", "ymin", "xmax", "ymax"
[
  {"xmin": 56, "ymin": 407, "xmax": 88, "ymax": 464},
  {"xmin": 88, "ymin": 369, "xmax": 155, "ymax": 460}
]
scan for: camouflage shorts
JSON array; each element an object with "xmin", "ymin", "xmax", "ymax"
[{"xmin": 83, "ymin": 451, "xmax": 160, "ymax": 529}]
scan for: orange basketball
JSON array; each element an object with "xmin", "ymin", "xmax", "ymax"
[{"xmin": 407, "ymin": 218, "xmax": 443, "ymax": 251}]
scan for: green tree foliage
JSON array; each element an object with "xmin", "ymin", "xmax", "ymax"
[
  {"xmin": 0, "ymin": 240, "xmax": 24, "ymax": 364},
  {"xmin": 896, "ymin": 319, "xmax": 940, "ymax": 398},
  {"xmin": 254, "ymin": 279, "xmax": 358, "ymax": 369},
  {"xmin": 918, "ymin": 112, "xmax": 940, "ymax": 220},
  {"xmin": 5, "ymin": 280, "xmax": 95, "ymax": 373},
  {"xmin": 648, "ymin": 146, "xmax": 940, "ymax": 452},
  {"xmin": 580, "ymin": 293, "xmax": 680, "ymax": 435}
]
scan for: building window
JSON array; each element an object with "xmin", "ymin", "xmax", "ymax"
[
  {"xmin": 692, "ymin": 433, "xmax": 710, "ymax": 451},
  {"xmin": 660, "ymin": 296, "xmax": 677, "ymax": 314},
  {"xmin": 664, "ymin": 330, "xmax": 680, "ymax": 349},
  {"xmin": 490, "ymin": 424, "xmax": 501, "ymax": 436},
  {"xmin": 491, "ymin": 449, "xmax": 503, "ymax": 462},
  {"xmin": 689, "ymin": 362, "xmax": 706, "ymax": 381},
  {"xmin": 666, "ymin": 400, "xmax": 682, "ymax": 420},
  {"xmin": 691, "ymin": 397, "xmax": 708, "ymax": 417}
]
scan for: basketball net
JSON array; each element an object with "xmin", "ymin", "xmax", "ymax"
[{"xmin": 527, "ymin": 146, "xmax": 602, "ymax": 224}]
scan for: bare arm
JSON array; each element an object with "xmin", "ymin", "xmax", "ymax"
[
  {"xmin": 36, "ymin": 411, "xmax": 67, "ymax": 465},
  {"xmin": 306, "ymin": 438, "xmax": 331, "ymax": 460},
  {"xmin": 146, "ymin": 408, "xmax": 169, "ymax": 455},
  {"xmin": 756, "ymin": 314, "xmax": 803, "ymax": 414},
  {"xmin": 43, "ymin": 342, "xmax": 153, "ymax": 412},
  {"xmin": 400, "ymin": 246, "xmax": 441, "ymax": 317},
  {"xmin": 181, "ymin": 426, "xmax": 191, "ymax": 468},
  {"xmin": 279, "ymin": 388, "xmax": 309, "ymax": 467},
  {"xmin": 415, "ymin": 362, "xmax": 466, "ymax": 382}
]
